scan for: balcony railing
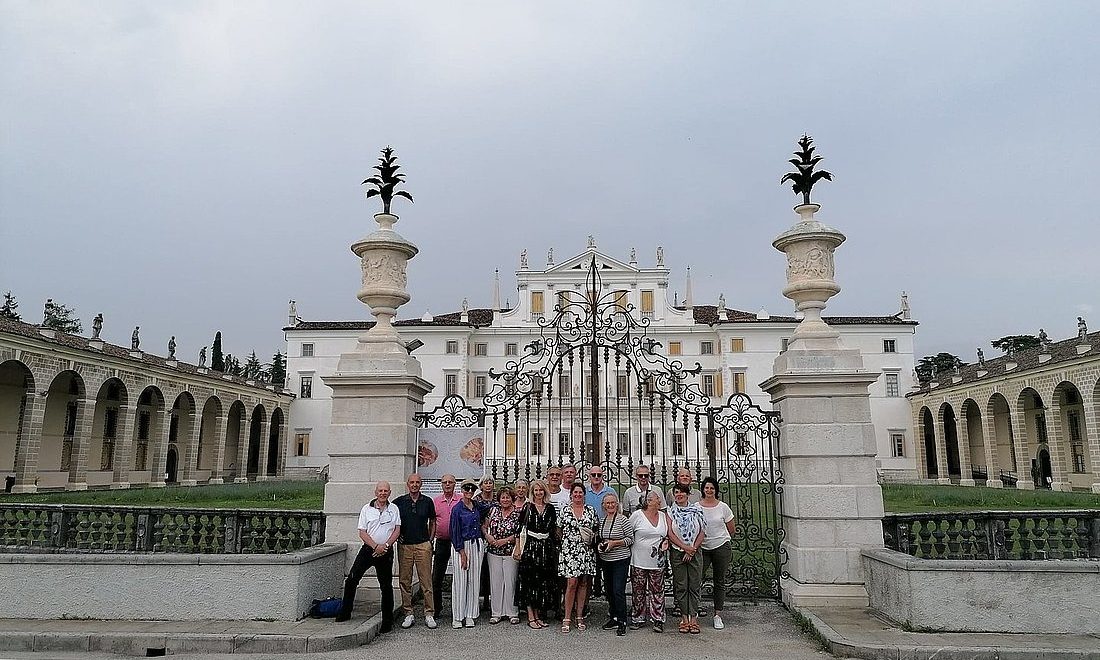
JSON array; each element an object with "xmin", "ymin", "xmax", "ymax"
[
  {"xmin": 0, "ymin": 504, "xmax": 324, "ymax": 554},
  {"xmin": 883, "ymin": 510, "xmax": 1100, "ymax": 560}
]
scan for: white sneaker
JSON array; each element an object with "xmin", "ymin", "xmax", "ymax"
[
  {"xmin": 464, "ymin": 617, "xmax": 476, "ymax": 628},
  {"xmin": 401, "ymin": 614, "xmax": 415, "ymax": 629},
  {"xmin": 425, "ymin": 615, "xmax": 438, "ymax": 629},
  {"xmin": 713, "ymin": 614, "xmax": 725, "ymax": 630},
  {"xmin": 452, "ymin": 620, "xmax": 463, "ymax": 629}
]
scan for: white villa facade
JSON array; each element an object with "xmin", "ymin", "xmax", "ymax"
[{"xmin": 283, "ymin": 246, "xmax": 919, "ymax": 481}]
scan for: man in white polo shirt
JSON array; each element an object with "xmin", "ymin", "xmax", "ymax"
[{"xmin": 335, "ymin": 481, "xmax": 402, "ymax": 631}]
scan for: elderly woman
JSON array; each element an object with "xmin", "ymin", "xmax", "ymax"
[
  {"xmin": 668, "ymin": 483, "xmax": 705, "ymax": 634},
  {"xmin": 513, "ymin": 479, "xmax": 529, "ymax": 509},
  {"xmin": 449, "ymin": 478, "xmax": 486, "ymax": 628},
  {"xmin": 597, "ymin": 491, "xmax": 633, "ymax": 636},
  {"xmin": 558, "ymin": 481, "xmax": 597, "ymax": 632},
  {"xmin": 629, "ymin": 490, "xmax": 668, "ymax": 632},
  {"xmin": 483, "ymin": 486, "xmax": 522, "ymax": 624},
  {"xmin": 516, "ymin": 479, "xmax": 558, "ymax": 629},
  {"xmin": 699, "ymin": 476, "xmax": 736, "ymax": 630}
]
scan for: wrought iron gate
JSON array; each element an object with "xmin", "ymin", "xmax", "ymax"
[{"xmin": 416, "ymin": 258, "xmax": 787, "ymax": 600}]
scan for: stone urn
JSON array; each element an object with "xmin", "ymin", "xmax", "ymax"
[
  {"xmin": 773, "ymin": 203, "xmax": 846, "ymax": 347},
  {"xmin": 351, "ymin": 212, "xmax": 418, "ymax": 353}
]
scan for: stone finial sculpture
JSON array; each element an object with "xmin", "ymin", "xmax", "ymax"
[
  {"xmin": 131, "ymin": 326, "xmax": 140, "ymax": 350},
  {"xmin": 520, "ymin": 249, "xmax": 528, "ymax": 269},
  {"xmin": 461, "ymin": 297, "xmax": 469, "ymax": 314},
  {"xmin": 781, "ymin": 135, "xmax": 833, "ymax": 205},
  {"xmin": 1079, "ymin": 316, "xmax": 1088, "ymax": 339},
  {"xmin": 362, "ymin": 146, "xmax": 413, "ymax": 215},
  {"xmin": 168, "ymin": 336, "xmax": 176, "ymax": 358},
  {"xmin": 42, "ymin": 298, "xmax": 52, "ymax": 325},
  {"xmin": 1039, "ymin": 328, "xmax": 1052, "ymax": 351},
  {"xmin": 717, "ymin": 293, "xmax": 726, "ymax": 316},
  {"xmin": 900, "ymin": 291, "xmax": 911, "ymax": 320},
  {"xmin": 630, "ymin": 247, "xmax": 637, "ymax": 263},
  {"xmin": 547, "ymin": 247, "xmax": 554, "ymax": 265},
  {"xmin": 656, "ymin": 246, "xmax": 664, "ymax": 267},
  {"xmin": 587, "ymin": 235, "xmax": 596, "ymax": 249},
  {"xmin": 199, "ymin": 346, "xmax": 207, "ymax": 366},
  {"xmin": 977, "ymin": 348, "xmax": 985, "ymax": 366},
  {"xmin": 92, "ymin": 313, "xmax": 103, "ymax": 339}
]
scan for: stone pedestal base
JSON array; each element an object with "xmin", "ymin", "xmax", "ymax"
[
  {"xmin": 65, "ymin": 482, "xmax": 88, "ymax": 492},
  {"xmin": 208, "ymin": 478, "xmax": 224, "ymax": 485},
  {"xmin": 986, "ymin": 480, "xmax": 1004, "ymax": 489},
  {"xmin": 234, "ymin": 477, "xmax": 249, "ymax": 484},
  {"xmin": 180, "ymin": 479, "xmax": 198, "ymax": 487},
  {"xmin": 110, "ymin": 482, "xmax": 131, "ymax": 490},
  {"xmin": 782, "ymin": 580, "xmax": 869, "ymax": 608},
  {"xmin": 1016, "ymin": 480, "xmax": 1035, "ymax": 491},
  {"xmin": 10, "ymin": 485, "xmax": 37, "ymax": 494},
  {"xmin": 959, "ymin": 478, "xmax": 976, "ymax": 487},
  {"xmin": 147, "ymin": 482, "xmax": 166, "ymax": 489}
]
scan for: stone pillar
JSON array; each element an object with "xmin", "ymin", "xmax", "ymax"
[
  {"xmin": 148, "ymin": 410, "xmax": 173, "ymax": 488},
  {"xmin": 1011, "ymin": 406, "xmax": 1035, "ymax": 490},
  {"xmin": 66, "ymin": 397, "xmax": 96, "ymax": 491},
  {"xmin": 933, "ymin": 411, "xmax": 951, "ymax": 485},
  {"xmin": 276, "ymin": 420, "xmax": 289, "ymax": 477},
  {"xmin": 207, "ymin": 412, "xmax": 228, "ymax": 485},
  {"xmin": 11, "ymin": 392, "xmax": 45, "ymax": 494},
  {"xmin": 111, "ymin": 404, "xmax": 138, "ymax": 489},
  {"xmin": 955, "ymin": 405, "xmax": 975, "ymax": 486},
  {"xmin": 1045, "ymin": 403, "xmax": 1071, "ymax": 492},
  {"xmin": 911, "ymin": 404, "xmax": 928, "ymax": 480},
  {"xmin": 234, "ymin": 411, "xmax": 252, "ymax": 484},
  {"xmin": 181, "ymin": 411, "xmax": 201, "ymax": 486},
  {"xmin": 762, "ymin": 200, "xmax": 883, "ymax": 608},
  {"xmin": 323, "ymin": 207, "xmax": 432, "ymax": 550},
  {"xmin": 1082, "ymin": 391, "xmax": 1100, "ymax": 494},
  {"xmin": 981, "ymin": 412, "xmax": 1003, "ymax": 488},
  {"xmin": 256, "ymin": 410, "xmax": 272, "ymax": 481}
]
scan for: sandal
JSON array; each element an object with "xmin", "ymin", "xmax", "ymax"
[
  {"xmin": 690, "ymin": 622, "xmax": 701, "ymax": 634},
  {"xmin": 489, "ymin": 616, "xmax": 501, "ymax": 625},
  {"xmin": 679, "ymin": 621, "xmax": 691, "ymax": 634},
  {"xmin": 561, "ymin": 618, "xmax": 571, "ymax": 633},
  {"xmin": 577, "ymin": 617, "xmax": 586, "ymax": 631},
  {"xmin": 528, "ymin": 620, "xmax": 541, "ymax": 630},
  {"xmin": 510, "ymin": 617, "xmax": 521, "ymax": 625}
]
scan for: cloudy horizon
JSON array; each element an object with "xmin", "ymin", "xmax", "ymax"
[{"xmin": 2, "ymin": 2, "xmax": 1097, "ymax": 368}]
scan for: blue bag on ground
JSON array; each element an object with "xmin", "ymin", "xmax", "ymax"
[{"xmin": 309, "ymin": 597, "xmax": 343, "ymax": 618}]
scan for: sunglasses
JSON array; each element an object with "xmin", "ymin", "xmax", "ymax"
[{"xmin": 462, "ymin": 484, "xmax": 476, "ymax": 491}]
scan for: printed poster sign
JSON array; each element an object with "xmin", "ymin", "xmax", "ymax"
[{"xmin": 416, "ymin": 427, "xmax": 486, "ymax": 481}]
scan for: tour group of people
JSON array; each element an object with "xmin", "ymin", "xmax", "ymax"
[{"xmin": 337, "ymin": 464, "xmax": 736, "ymax": 637}]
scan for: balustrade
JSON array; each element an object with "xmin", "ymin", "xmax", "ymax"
[
  {"xmin": 883, "ymin": 510, "xmax": 1100, "ymax": 560},
  {"xmin": 0, "ymin": 504, "xmax": 324, "ymax": 554}
]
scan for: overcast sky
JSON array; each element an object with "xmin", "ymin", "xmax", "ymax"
[{"xmin": 2, "ymin": 2, "xmax": 1098, "ymax": 366}]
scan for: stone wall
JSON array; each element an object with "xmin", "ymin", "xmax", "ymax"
[
  {"xmin": 863, "ymin": 547, "xmax": 1100, "ymax": 633},
  {"xmin": 0, "ymin": 544, "xmax": 346, "ymax": 621}
]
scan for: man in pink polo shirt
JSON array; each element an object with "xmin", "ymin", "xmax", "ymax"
[{"xmin": 431, "ymin": 474, "xmax": 459, "ymax": 617}]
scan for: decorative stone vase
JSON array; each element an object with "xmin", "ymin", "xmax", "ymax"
[
  {"xmin": 351, "ymin": 212, "xmax": 419, "ymax": 352},
  {"xmin": 772, "ymin": 203, "xmax": 846, "ymax": 345}
]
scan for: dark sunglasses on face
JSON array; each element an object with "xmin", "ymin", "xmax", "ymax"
[{"xmin": 462, "ymin": 484, "xmax": 476, "ymax": 491}]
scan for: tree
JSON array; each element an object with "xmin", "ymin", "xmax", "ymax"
[
  {"xmin": 991, "ymin": 335, "xmax": 1040, "ymax": 355},
  {"xmin": 0, "ymin": 291, "xmax": 20, "ymax": 321},
  {"xmin": 42, "ymin": 299, "xmax": 82, "ymax": 334},
  {"xmin": 211, "ymin": 332, "xmax": 224, "ymax": 372},
  {"xmin": 362, "ymin": 146, "xmax": 413, "ymax": 215},
  {"xmin": 243, "ymin": 351, "xmax": 262, "ymax": 380},
  {"xmin": 269, "ymin": 351, "xmax": 286, "ymax": 388},
  {"xmin": 916, "ymin": 352, "xmax": 963, "ymax": 382}
]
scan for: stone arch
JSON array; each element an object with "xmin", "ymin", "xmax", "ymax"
[
  {"xmin": 38, "ymin": 370, "xmax": 86, "ymax": 489},
  {"xmin": 267, "ymin": 407, "xmax": 284, "ymax": 477},
  {"xmin": 247, "ymin": 404, "xmax": 267, "ymax": 477},
  {"xmin": 986, "ymin": 392, "xmax": 1017, "ymax": 479},
  {"xmin": 920, "ymin": 406, "xmax": 938, "ymax": 478},
  {"xmin": 1053, "ymin": 380, "xmax": 1090, "ymax": 490},
  {"xmin": 0, "ymin": 360, "xmax": 35, "ymax": 483},
  {"xmin": 938, "ymin": 401, "xmax": 962, "ymax": 480},
  {"xmin": 131, "ymin": 385, "xmax": 166, "ymax": 482},
  {"xmin": 223, "ymin": 400, "xmax": 246, "ymax": 479},
  {"xmin": 169, "ymin": 391, "xmax": 197, "ymax": 484},
  {"xmin": 88, "ymin": 378, "xmax": 128, "ymax": 485},
  {"xmin": 1017, "ymin": 387, "xmax": 1048, "ymax": 488},
  {"xmin": 197, "ymin": 395, "xmax": 223, "ymax": 475},
  {"xmin": 961, "ymin": 398, "xmax": 987, "ymax": 482}
]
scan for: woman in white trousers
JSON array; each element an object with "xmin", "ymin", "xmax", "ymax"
[
  {"xmin": 483, "ymin": 487, "xmax": 522, "ymax": 623},
  {"xmin": 450, "ymin": 479, "xmax": 487, "ymax": 628}
]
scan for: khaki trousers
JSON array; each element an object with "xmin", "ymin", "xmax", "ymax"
[{"xmin": 398, "ymin": 541, "xmax": 434, "ymax": 615}]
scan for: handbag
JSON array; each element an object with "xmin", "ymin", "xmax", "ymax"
[{"xmin": 579, "ymin": 525, "xmax": 595, "ymax": 545}]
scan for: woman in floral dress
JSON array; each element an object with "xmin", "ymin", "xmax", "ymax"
[
  {"xmin": 516, "ymin": 480, "xmax": 558, "ymax": 628},
  {"xmin": 557, "ymin": 481, "xmax": 598, "ymax": 632}
]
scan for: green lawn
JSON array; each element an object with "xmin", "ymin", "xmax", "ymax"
[
  {"xmin": 0, "ymin": 480, "xmax": 324, "ymax": 510},
  {"xmin": 881, "ymin": 483, "xmax": 1100, "ymax": 513},
  {"xmin": 3, "ymin": 480, "xmax": 1098, "ymax": 515}
]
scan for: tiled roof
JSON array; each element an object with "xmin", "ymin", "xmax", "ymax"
[
  {"xmin": 910, "ymin": 330, "xmax": 1100, "ymax": 395},
  {"xmin": 289, "ymin": 306, "xmax": 916, "ymax": 331},
  {"xmin": 0, "ymin": 317, "xmax": 284, "ymax": 394}
]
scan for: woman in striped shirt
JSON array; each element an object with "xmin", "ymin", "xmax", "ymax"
[{"xmin": 597, "ymin": 492, "xmax": 633, "ymax": 636}]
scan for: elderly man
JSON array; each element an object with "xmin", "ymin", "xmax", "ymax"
[
  {"xmin": 550, "ymin": 464, "xmax": 577, "ymax": 511},
  {"xmin": 336, "ymin": 481, "xmax": 402, "ymax": 631},
  {"xmin": 431, "ymin": 474, "xmax": 459, "ymax": 617},
  {"xmin": 394, "ymin": 473, "xmax": 438, "ymax": 629},
  {"xmin": 623, "ymin": 464, "xmax": 666, "ymax": 511},
  {"xmin": 666, "ymin": 467, "xmax": 702, "ymax": 505},
  {"xmin": 545, "ymin": 465, "xmax": 564, "ymax": 502}
]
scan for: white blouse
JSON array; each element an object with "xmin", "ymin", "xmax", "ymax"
[{"xmin": 629, "ymin": 509, "xmax": 668, "ymax": 570}]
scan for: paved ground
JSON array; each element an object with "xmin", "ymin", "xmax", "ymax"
[{"xmin": 0, "ymin": 601, "xmax": 832, "ymax": 660}]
